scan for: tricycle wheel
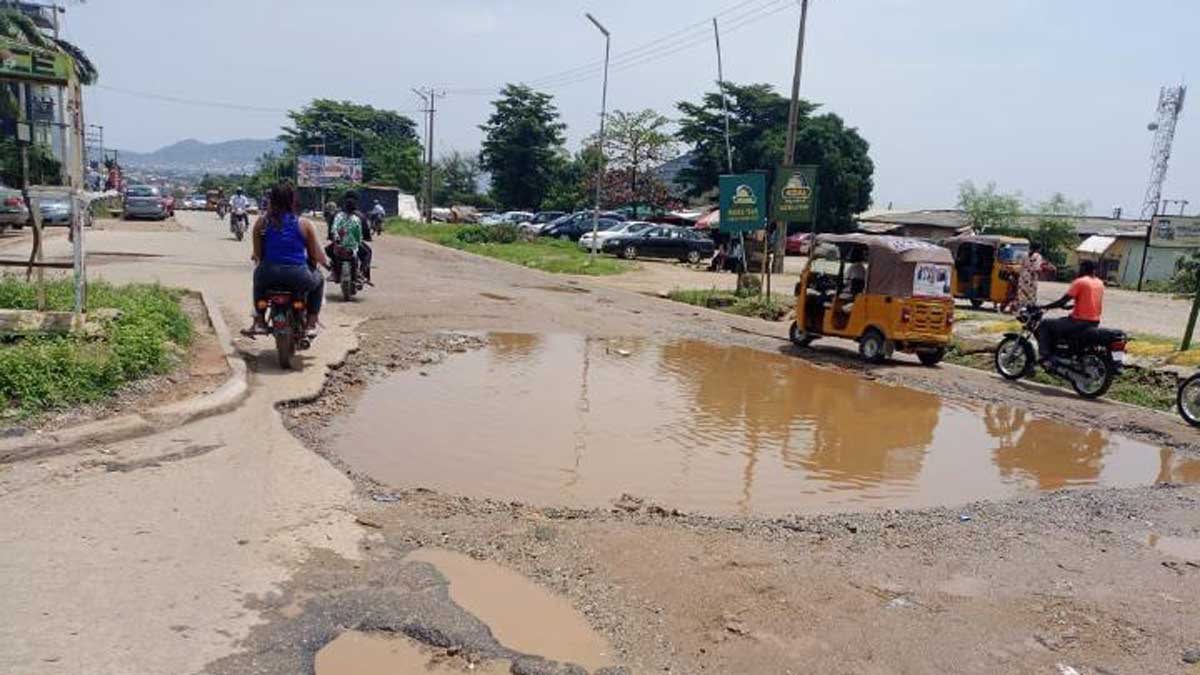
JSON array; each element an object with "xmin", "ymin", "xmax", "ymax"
[
  {"xmin": 917, "ymin": 347, "xmax": 946, "ymax": 366},
  {"xmin": 1177, "ymin": 373, "xmax": 1200, "ymax": 427},
  {"xmin": 789, "ymin": 321, "xmax": 814, "ymax": 348},
  {"xmin": 859, "ymin": 328, "xmax": 890, "ymax": 363},
  {"xmin": 970, "ymin": 297, "xmax": 984, "ymax": 309}
]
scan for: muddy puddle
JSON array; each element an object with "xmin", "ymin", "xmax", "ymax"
[
  {"xmin": 316, "ymin": 630, "xmax": 509, "ymax": 675},
  {"xmin": 328, "ymin": 334, "xmax": 1199, "ymax": 515}
]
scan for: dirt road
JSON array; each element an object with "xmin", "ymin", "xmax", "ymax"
[{"xmin": 1, "ymin": 213, "xmax": 1198, "ymax": 674}]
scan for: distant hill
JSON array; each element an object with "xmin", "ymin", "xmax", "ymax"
[{"xmin": 118, "ymin": 138, "xmax": 284, "ymax": 173}]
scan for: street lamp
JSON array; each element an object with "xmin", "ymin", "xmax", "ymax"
[{"xmin": 586, "ymin": 12, "xmax": 610, "ymax": 259}]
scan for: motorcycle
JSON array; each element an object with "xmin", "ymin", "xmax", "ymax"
[
  {"xmin": 993, "ymin": 305, "xmax": 1128, "ymax": 398},
  {"xmin": 257, "ymin": 290, "xmax": 312, "ymax": 369},
  {"xmin": 1177, "ymin": 372, "xmax": 1200, "ymax": 426},
  {"xmin": 369, "ymin": 211, "xmax": 384, "ymax": 236},
  {"xmin": 216, "ymin": 203, "xmax": 227, "ymax": 220},
  {"xmin": 328, "ymin": 243, "xmax": 363, "ymax": 301},
  {"xmin": 230, "ymin": 206, "xmax": 249, "ymax": 241}
]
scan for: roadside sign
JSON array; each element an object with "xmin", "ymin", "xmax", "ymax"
[
  {"xmin": 718, "ymin": 172, "xmax": 767, "ymax": 234},
  {"xmin": 0, "ymin": 38, "xmax": 74, "ymax": 85},
  {"xmin": 771, "ymin": 165, "xmax": 818, "ymax": 224},
  {"xmin": 297, "ymin": 155, "xmax": 364, "ymax": 188},
  {"xmin": 1149, "ymin": 215, "xmax": 1200, "ymax": 248}
]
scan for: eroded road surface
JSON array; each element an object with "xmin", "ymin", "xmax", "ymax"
[{"xmin": 1, "ymin": 211, "xmax": 1199, "ymax": 674}]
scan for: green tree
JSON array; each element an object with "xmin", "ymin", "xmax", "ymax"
[
  {"xmin": 675, "ymin": 82, "xmax": 873, "ymax": 232},
  {"xmin": 433, "ymin": 150, "xmax": 483, "ymax": 205},
  {"xmin": 957, "ymin": 181, "xmax": 1022, "ymax": 232},
  {"xmin": 589, "ymin": 109, "xmax": 675, "ymax": 213},
  {"xmin": 279, "ymin": 99, "xmax": 423, "ymax": 191},
  {"xmin": 479, "ymin": 84, "xmax": 566, "ymax": 209}
]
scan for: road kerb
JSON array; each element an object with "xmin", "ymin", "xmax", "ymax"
[{"xmin": 0, "ymin": 289, "xmax": 250, "ymax": 464}]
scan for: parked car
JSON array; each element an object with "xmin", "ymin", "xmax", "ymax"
[
  {"xmin": 578, "ymin": 220, "xmax": 653, "ymax": 250},
  {"xmin": 481, "ymin": 210, "xmax": 533, "ymax": 226},
  {"xmin": 188, "ymin": 194, "xmax": 207, "ymax": 210},
  {"xmin": 541, "ymin": 213, "xmax": 608, "ymax": 241},
  {"xmin": 785, "ymin": 232, "xmax": 812, "ymax": 255},
  {"xmin": 602, "ymin": 225, "xmax": 715, "ymax": 263},
  {"xmin": 0, "ymin": 185, "xmax": 28, "ymax": 229},
  {"xmin": 122, "ymin": 185, "xmax": 168, "ymax": 220},
  {"xmin": 37, "ymin": 196, "xmax": 72, "ymax": 226}
]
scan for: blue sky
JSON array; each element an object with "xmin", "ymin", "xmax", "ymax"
[{"xmin": 70, "ymin": 0, "xmax": 1198, "ymax": 213}]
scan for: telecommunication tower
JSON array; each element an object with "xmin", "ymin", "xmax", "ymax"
[{"xmin": 1141, "ymin": 85, "xmax": 1186, "ymax": 219}]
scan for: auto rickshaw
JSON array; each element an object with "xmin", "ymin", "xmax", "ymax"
[
  {"xmin": 789, "ymin": 234, "xmax": 955, "ymax": 365},
  {"xmin": 205, "ymin": 188, "xmax": 224, "ymax": 211},
  {"xmin": 943, "ymin": 234, "xmax": 1029, "ymax": 309}
]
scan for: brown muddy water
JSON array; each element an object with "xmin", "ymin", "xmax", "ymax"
[
  {"xmin": 315, "ymin": 630, "xmax": 510, "ymax": 675},
  {"xmin": 328, "ymin": 334, "xmax": 1199, "ymax": 515}
]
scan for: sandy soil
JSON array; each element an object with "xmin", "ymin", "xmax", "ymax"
[{"xmin": 272, "ymin": 234, "xmax": 1200, "ymax": 674}]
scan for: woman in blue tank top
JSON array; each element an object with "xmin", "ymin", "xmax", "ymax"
[{"xmin": 248, "ymin": 181, "xmax": 327, "ymax": 335}]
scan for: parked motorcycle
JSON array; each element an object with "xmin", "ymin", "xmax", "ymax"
[
  {"xmin": 1177, "ymin": 372, "xmax": 1200, "ymax": 426},
  {"xmin": 328, "ymin": 243, "xmax": 363, "ymax": 301},
  {"xmin": 252, "ymin": 290, "xmax": 313, "ymax": 369},
  {"xmin": 230, "ymin": 206, "xmax": 249, "ymax": 241},
  {"xmin": 993, "ymin": 305, "xmax": 1128, "ymax": 398}
]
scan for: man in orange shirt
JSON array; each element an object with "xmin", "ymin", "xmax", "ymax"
[{"xmin": 1037, "ymin": 259, "xmax": 1104, "ymax": 365}]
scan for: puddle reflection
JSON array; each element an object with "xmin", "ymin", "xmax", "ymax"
[{"xmin": 328, "ymin": 334, "xmax": 1190, "ymax": 515}]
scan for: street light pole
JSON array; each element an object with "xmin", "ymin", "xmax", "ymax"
[{"xmin": 586, "ymin": 13, "xmax": 610, "ymax": 260}]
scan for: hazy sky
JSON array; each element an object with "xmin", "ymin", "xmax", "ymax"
[{"xmin": 71, "ymin": 0, "xmax": 1198, "ymax": 214}]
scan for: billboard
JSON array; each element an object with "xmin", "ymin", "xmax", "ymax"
[
  {"xmin": 0, "ymin": 38, "xmax": 73, "ymax": 84},
  {"xmin": 297, "ymin": 155, "xmax": 363, "ymax": 188},
  {"xmin": 770, "ymin": 165, "xmax": 818, "ymax": 224},
  {"xmin": 718, "ymin": 172, "xmax": 768, "ymax": 234},
  {"xmin": 1149, "ymin": 215, "xmax": 1200, "ymax": 248}
]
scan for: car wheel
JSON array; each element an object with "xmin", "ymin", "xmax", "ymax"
[
  {"xmin": 622, "ymin": 245, "xmax": 638, "ymax": 260},
  {"xmin": 686, "ymin": 250, "xmax": 702, "ymax": 265}
]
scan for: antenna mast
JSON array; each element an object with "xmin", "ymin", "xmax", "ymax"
[{"xmin": 1141, "ymin": 84, "xmax": 1186, "ymax": 219}]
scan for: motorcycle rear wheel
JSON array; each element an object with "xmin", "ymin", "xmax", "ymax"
[
  {"xmin": 340, "ymin": 261, "xmax": 355, "ymax": 301},
  {"xmin": 275, "ymin": 333, "xmax": 295, "ymax": 370},
  {"xmin": 1070, "ymin": 352, "xmax": 1113, "ymax": 399}
]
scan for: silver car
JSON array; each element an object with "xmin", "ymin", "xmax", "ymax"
[
  {"xmin": 0, "ymin": 185, "xmax": 29, "ymax": 229},
  {"xmin": 122, "ymin": 185, "xmax": 167, "ymax": 220}
]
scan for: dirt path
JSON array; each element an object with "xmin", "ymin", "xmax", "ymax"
[{"xmin": 2, "ymin": 219, "xmax": 1198, "ymax": 674}]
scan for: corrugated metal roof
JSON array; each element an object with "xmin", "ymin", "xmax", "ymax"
[
  {"xmin": 855, "ymin": 209, "xmax": 1148, "ymax": 237},
  {"xmin": 1077, "ymin": 235, "xmax": 1117, "ymax": 255}
]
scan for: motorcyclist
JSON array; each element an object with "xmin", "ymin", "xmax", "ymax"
[
  {"xmin": 1036, "ymin": 259, "xmax": 1104, "ymax": 367},
  {"xmin": 230, "ymin": 188, "xmax": 250, "ymax": 213},
  {"xmin": 323, "ymin": 200, "xmax": 339, "ymax": 240},
  {"xmin": 369, "ymin": 199, "xmax": 385, "ymax": 228},
  {"xmin": 328, "ymin": 191, "xmax": 372, "ymax": 283},
  {"xmin": 245, "ymin": 181, "xmax": 327, "ymax": 337}
]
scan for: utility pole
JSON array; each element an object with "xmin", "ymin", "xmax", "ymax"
[
  {"xmin": 771, "ymin": 0, "xmax": 810, "ymax": 279},
  {"xmin": 586, "ymin": 13, "xmax": 611, "ymax": 259},
  {"xmin": 412, "ymin": 87, "xmax": 443, "ymax": 223},
  {"xmin": 712, "ymin": 18, "xmax": 733, "ymax": 174}
]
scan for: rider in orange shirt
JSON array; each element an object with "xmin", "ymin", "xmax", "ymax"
[{"xmin": 1036, "ymin": 259, "xmax": 1104, "ymax": 366}]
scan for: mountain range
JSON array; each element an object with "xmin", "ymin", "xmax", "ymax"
[{"xmin": 118, "ymin": 138, "xmax": 284, "ymax": 173}]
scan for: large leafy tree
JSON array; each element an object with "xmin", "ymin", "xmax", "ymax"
[
  {"xmin": 675, "ymin": 82, "xmax": 873, "ymax": 233},
  {"xmin": 279, "ymin": 99, "xmax": 422, "ymax": 192},
  {"xmin": 957, "ymin": 181, "xmax": 1022, "ymax": 232},
  {"xmin": 433, "ymin": 150, "xmax": 484, "ymax": 205},
  {"xmin": 588, "ymin": 109, "xmax": 676, "ymax": 213},
  {"xmin": 479, "ymin": 84, "xmax": 566, "ymax": 209}
]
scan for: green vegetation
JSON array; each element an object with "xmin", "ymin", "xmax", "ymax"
[
  {"xmin": 0, "ymin": 278, "xmax": 192, "ymax": 416},
  {"xmin": 667, "ymin": 288, "xmax": 791, "ymax": 321},
  {"xmin": 386, "ymin": 219, "xmax": 629, "ymax": 276}
]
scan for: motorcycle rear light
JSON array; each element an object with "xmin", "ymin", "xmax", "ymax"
[
  {"xmin": 1110, "ymin": 340, "xmax": 1127, "ymax": 351},
  {"xmin": 255, "ymin": 299, "xmax": 268, "ymax": 310},
  {"xmin": 292, "ymin": 300, "xmax": 305, "ymax": 310},
  {"xmin": 270, "ymin": 295, "xmax": 291, "ymax": 305},
  {"xmin": 946, "ymin": 312, "xmax": 954, "ymax": 326},
  {"xmin": 901, "ymin": 307, "xmax": 912, "ymax": 323}
]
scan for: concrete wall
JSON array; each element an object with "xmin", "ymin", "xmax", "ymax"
[{"xmin": 1117, "ymin": 241, "xmax": 1194, "ymax": 287}]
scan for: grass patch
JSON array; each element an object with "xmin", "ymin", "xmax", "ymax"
[
  {"xmin": 385, "ymin": 219, "xmax": 629, "ymax": 276},
  {"xmin": 0, "ymin": 277, "xmax": 192, "ymax": 416},
  {"xmin": 668, "ymin": 288, "xmax": 791, "ymax": 321},
  {"xmin": 946, "ymin": 343, "xmax": 1177, "ymax": 411}
]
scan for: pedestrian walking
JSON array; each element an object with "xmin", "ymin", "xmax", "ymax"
[{"xmin": 1017, "ymin": 242, "xmax": 1044, "ymax": 309}]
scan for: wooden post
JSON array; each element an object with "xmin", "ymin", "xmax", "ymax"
[
  {"xmin": 71, "ymin": 191, "xmax": 85, "ymax": 317},
  {"xmin": 1183, "ymin": 276, "xmax": 1200, "ymax": 351}
]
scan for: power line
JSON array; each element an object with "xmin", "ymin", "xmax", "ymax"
[
  {"xmin": 92, "ymin": 84, "xmax": 291, "ymax": 113},
  {"xmin": 443, "ymin": 0, "xmax": 795, "ymax": 97}
]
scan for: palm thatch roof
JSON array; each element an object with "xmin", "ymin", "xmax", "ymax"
[{"xmin": 0, "ymin": 9, "xmax": 97, "ymax": 84}]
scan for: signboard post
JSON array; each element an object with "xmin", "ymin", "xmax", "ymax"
[
  {"xmin": 719, "ymin": 173, "xmax": 768, "ymax": 290},
  {"xmin": 296, "ymin": 155, "xmax": 364, "ymax": 188}
]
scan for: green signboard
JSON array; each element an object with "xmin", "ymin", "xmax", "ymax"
[
  {"xmin": 771, "ymin": 165, "xmax": 818, "ymax": 223},
  {"xmin": 719, "ymin": 172, "xmax": 767, "ymax": 234},
  {"xmin": 0, "ymin": 38, "xmax": 74, "ymax": 84}
]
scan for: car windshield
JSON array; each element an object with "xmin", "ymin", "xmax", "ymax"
[
  {"xmin": 127, "ymin": 186, "xmax": 158, "ymax": 197},
  {"xmin": 623, "ymin": 222, "xmax": 652, "ymax": 234}
]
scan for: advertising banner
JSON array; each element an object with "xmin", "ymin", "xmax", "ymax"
[
  {"xmin": 297, "ymin": 155, "xmax": 363, "ymax": 188},
  {"xmin": 718, "ymin": 172, "xmax": 767, "ymax": 234},
  {"xmin": 770, "ymin": 165, "xmax": 818, "ymax": 223},
  {"xmin": 0, "ymin": 38, "xmax": 73, "ymax": 84},
  {"xmin": 1149, "ymin": 215, "xmax": 1200, "ymax": 248},
  {"xmin": 913, "ymin": 263, "xmax": 953, "ymax": 297}
]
